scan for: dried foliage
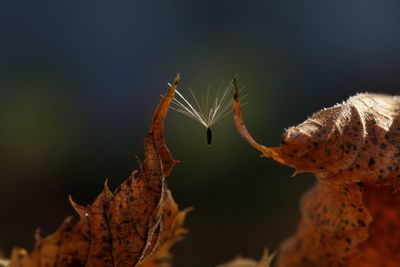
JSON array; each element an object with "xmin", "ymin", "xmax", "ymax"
[
  {"xmin": 233, "ymin": 78, "xmax": 400, "ymax": 267},
  {"xmin": 5, "ymin": 74, "xmax": 189, "ymax": 267},
  {"xmin": 4, "ymin": 74, "xmax": 400, "ymax": 267},
  {"xmin": 217, "ymin": 249, "xmax": 275, "ymax": 267}
]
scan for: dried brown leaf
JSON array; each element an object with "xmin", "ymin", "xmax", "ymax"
[
  {"xmin": 233, "ymin": 79, "xmax": 400, "ymax": 267},
  {"xmin": 0, "ymin": 258, "xmax": 10, "ymax": 267},
  {"xmin": 7, "ymin": 74, "xmax": 188, "ymax": 267},
  {"xmin": 217, "ymin": 249, "xmax": 275, "ymax": 267}
]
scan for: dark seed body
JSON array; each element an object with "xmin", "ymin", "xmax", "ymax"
[{"xmin": 207, "ymin": 127, "xmax": 212, "ymax": 145}]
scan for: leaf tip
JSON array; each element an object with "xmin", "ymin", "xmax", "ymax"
[
  {"xmin": 69, "ymin": 195, "xmax": 88, "ymax": 218},
  {"xmin": 173, "ymin": 73, "xmax": 180, "ymax": 85},
  {"xmin": 233, "ymin": 77, "xmax": 240, "ymax": 102},
  {"xmin": 34, "ymin": 228, "xmax": 42, "ymax": 243},
  {"xmin": 103, "ymin": 179, "xmax": 113, "ymax": 197}
]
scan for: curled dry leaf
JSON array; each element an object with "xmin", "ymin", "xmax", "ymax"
[
  {"xmin": 217, "ymin": 249, "xmax": 275, "ymax": 267},
  {"xmin": 233, "ymin": 78, "xmax": 400, "ymax": 267},
  {"xmin": 7, "ymin": 74, "xmax": 189, "ymax": 267}
]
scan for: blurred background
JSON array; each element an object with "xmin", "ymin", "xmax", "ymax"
[{"xmin": 1, "ymin": 1, "xmax": 400, "ymax": 266}]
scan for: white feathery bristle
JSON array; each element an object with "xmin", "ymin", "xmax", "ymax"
[{"xmin": 168, "ymin": 76, "xmax": 247, "ymax": 128}]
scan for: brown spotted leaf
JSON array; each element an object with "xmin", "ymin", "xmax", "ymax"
[
  {"xmin": 8, "ymin": 74, "xmax": 189, "ymax": 267},
  {"xmin": 233, "ymin": 79, "xmax": 400, "ymax": 267}
]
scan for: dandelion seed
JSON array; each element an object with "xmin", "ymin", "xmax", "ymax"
[{"xmin": 165, "ymin": 76, "xmax": 247, "ymax": 146}]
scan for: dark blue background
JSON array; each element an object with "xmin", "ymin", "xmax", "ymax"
[{"xmin": 1, "ymin": 1, "xmax": 400, "ymax": 266}]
